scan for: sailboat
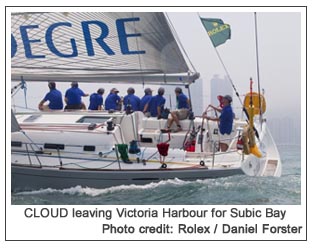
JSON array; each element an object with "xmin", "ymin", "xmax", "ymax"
[{"xmin": 11, "ymin": 12, "xmax": 281, "ymax": 192}]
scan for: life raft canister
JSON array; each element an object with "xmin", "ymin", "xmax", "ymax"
[{"xmin": 243, "ymin": 92, "xmax": 266, "ymax": 116}]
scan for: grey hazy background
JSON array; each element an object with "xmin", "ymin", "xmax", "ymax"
[
  {"xmin": 169, "ymin": 12, "xmax": 301, "ymax": 118},
  {"xmin": 11, "ymin": 11, "xmax": 302, "ymax": 144},
  {"xmin": 168, "ymin": 12, "xmax": 302, "ymax": 144}
]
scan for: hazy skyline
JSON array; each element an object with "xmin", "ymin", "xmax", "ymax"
[{"xmin": 167, "ymin": 10, "xmax": 302, "ymax": 121}]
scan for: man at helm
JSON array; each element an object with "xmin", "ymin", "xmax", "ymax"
[{"xmin": 203, "ymin": 95, "xmax": 234, "ymax": 151}]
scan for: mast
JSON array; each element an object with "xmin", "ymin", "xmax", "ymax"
[{"xmin": 254, "ymin": 12, "xmax": 263, "ymax": 128}]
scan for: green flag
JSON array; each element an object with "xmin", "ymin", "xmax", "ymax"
[{"xmin": 200, "ymin": 18, "xmax": 231, "ymax": 47}]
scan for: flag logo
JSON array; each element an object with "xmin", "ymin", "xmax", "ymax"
[{"xmin": 200, "ymin": 18, "xmax": 231, "ymax": 47}]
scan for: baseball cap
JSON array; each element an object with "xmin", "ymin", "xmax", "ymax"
[
  {"xmin": 223, "ymin": 95, "xmax": 233, "ymax": 103},
  {"xmin": 144, "ymin": 88, "xmax": 153, "ymax": 94},
  {"xmin": 97, "ymin": 88, "xmax": 105, "ymax": 95},
  {"xmin": 158, "ymin": 87, "xmax": 165, "ymax": 95},
  {"xmin": 111, "ymin": 88, "xmax": 119, "ymax": 93},
  {"xmin": 71, "ymin": 81, "xmax": 78, "ymax": 87}
]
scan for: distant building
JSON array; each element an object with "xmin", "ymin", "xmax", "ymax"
[
  {"xmin": 210, "ymin": 75, "xmax": 233, "ymax": 107},
  {"xmin": 267, "ymin": 116, "xmax": 301, "ymax": 145},
  {"xmin": 163, "ymin": 78, "xmax": 204, "ymax": 116},
  {"xmin": 190, "ymin": 78, "xmax": 204, "ymax": 116}
]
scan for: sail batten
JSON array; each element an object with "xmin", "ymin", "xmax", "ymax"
[{"xmin": 11, "ymin": 12, "xmax": 197, "ymax": 83}]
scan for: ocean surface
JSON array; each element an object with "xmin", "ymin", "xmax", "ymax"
[{"xmin": 11, "ymin": 144, "xmax": 301, "ymax": 205}]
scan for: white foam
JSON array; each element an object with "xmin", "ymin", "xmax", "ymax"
[{"xmin": 16, "ymin": 178, "xmax": 194, "ymax": 197}]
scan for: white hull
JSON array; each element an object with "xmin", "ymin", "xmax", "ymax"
[{"xmin": 11, "ymin": 111, "xmax": 281, "ymax": 191}]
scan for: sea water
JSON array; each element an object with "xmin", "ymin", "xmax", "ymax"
[{"xmin": 11, "ymin": 144, "xmax": 301, "ymax": 205}]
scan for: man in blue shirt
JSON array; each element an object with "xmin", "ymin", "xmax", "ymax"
[
  {"xmin": 38, "ymin": 81, "xmax": 63, "ymax": 111},
  {"xmin": 204, "ymin": 95, "xmax": 234, "ymax": 151},
  {"xmin": 64, "ymin": 82, "xmax": 89, "ymax": 110},
  {"xmin": 166, "ymin": 87, "xmax": 190, "ymax": 132},
  {"xmin": 104, "ymin": 88, "xmax": 122, "ymax": 111},
  {"xmin": 143, "ymin": 87, "xmax": 166, "ymax": 118},
  {"xmin": 123, "ymin": 87, "xmax": 141, "ymax": 113},
  {"xmin": 88, "ymin": 88, "xmax": 105, "ymax": 110},
  {"xmin": 140, "ymin": 88, "xmax": 153, "ymax": 113}
]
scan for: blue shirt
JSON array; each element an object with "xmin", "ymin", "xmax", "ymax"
[
  {"xmin": 43, "ymin": 89, "xmax": 63, "ymax": 110},
  {"xmin": 140, "ymin": 95, "xmax": 152, "ymax": 111},
  {"xmin": 105, "ymin": 93, "xmax": 121, "ymax": 110},
  {"xmin": 219, "ymin": 105, "xmax": 234, "ymax": 134},
  {"xmin": 176, "ymin": 93, "xmax": 189, "ymax": 109},
  {"xmin": 123, "ymin": 94, "xmax": 141, "ymax": 111},
  {"xmin": 147, "ymin": 95, "xmax": 166, "ymax": 117},
  {"xmin": 88, "ymin": 93, "xmax": 103, "ymax": 110},
  {"xmin": 65, "ymin": 87, "xmax": 85, "ymax": 105}
]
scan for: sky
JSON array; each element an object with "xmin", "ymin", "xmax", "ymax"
[{"xmin": 167, "ymin": 10, "xmax": 302, "ymax": 121}]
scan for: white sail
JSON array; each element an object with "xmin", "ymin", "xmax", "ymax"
[
  {"xmin": 11, "ymin": 12, "xmax": 198, "ymax": 83},
  {"xmin": 11, "ymin": 109, "xmax": 20, "ymax": 132}
]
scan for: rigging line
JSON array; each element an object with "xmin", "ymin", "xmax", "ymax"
[
  {"xmin": 11, "ymin": 14, "xmax": 24, "ymax": 33},
  {"xmin": 12, "ymin": 105, "xmax": 38, "ymax": 111},
  {"xmin": 12, "ymin": 12, "xmax": 50, "ymax": 41},
  {"xmin": 11, "ymin": 12, "xmax": 46, "ymax": 33},
  {"xmin": 11, "ymin": 12, "xmax": 50, "ymax": 16},
  {"xmin": 11, "ymin": 81, "xmax": 21, "ymax": 96},
  {"xmin": 132, "ymin": 12, "xmax": 145, "ymax": 84},
  {"xmin": 196, "ymin": 14, "xmax": 243, "ymax": 104},
  {"xmin": 12, "ymin": 55, "xmax": 144, "ymax": 71},
  {"xmin": 213, "ymin": 47, "xmax": 254, "ymax": 125},
  {"xmin": 213, "ymin": 47, "xmax": 244, "ymax": 107},
  {"xmin": 197, "ymin": 12, "xmax": 251, "ymax": 122},
  {"xmin": 20, "ymin": 130, "xmax": 42, "ymax": 151},
  {"xmin": 13, "ymin": 35, "xmax": 159, "ymax": 68},
  {"xmin": 11, "ymin": 97, "xmax": 16, "ymax": 113},
  {"xmin": 12, "ymin": 64, "xmax": 163, "ymax": 73},
  {"xmin": 12, "ymin": 13, "xmax": 189, "ymax": 76},
  {"xmin": 12, "ymin": 19, "xmax": 161, "ymax": 70},
  {"xmin": 12, "ymin": 12, "xmax": 153, "ymax": 49},
  {"xmin": 165, "ymin": 13, "xmax": 197, "ymax": 74},
  {"xmin": 12, "ymin": 13, "xmax": 156, "ymax": 51},
  {"xmin": 254, "ymin": 12, "xmax": 263, "ymax": 126},
  {"xmin": 11, "ymin": 13, "xmax": 104, "ymax": 65}
]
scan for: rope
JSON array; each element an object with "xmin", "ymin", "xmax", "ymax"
[
  {"xmin": 197, "ymin": 13, "xmax": 250, "ymax": 120},
  {"xmin": 132, "ymin": 12, "xmax": 145, "ymax": 85}
]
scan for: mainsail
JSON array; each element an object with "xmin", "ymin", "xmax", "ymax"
[
  {"xmin": 11, "ymin": 109, "xmax": 20, "ymax": 132},
  {"xmin": 11, "ymin": 12, "xmax": 199, "ymax": 84}
]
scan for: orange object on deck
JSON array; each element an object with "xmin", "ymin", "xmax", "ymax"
[{"xmin": 244, "ymin": 92, "xmax": 266, "ymax": 115}]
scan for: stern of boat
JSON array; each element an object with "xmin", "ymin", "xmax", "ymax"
[{"xmin": 241, "ymin": 120, "xmax": 282, "ymax": 177}]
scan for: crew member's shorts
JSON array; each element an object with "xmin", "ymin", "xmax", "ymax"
[
  {"xmin": 219, "ymin": 132, "xmax": 233, "ymax": 144},
  {"xmin": 176, "ymin": 109, "xmax": 189, "ymax": 120},
  {"xmin": 64, "ymin": 104, "xmax": 82, "ymax": 110}
]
